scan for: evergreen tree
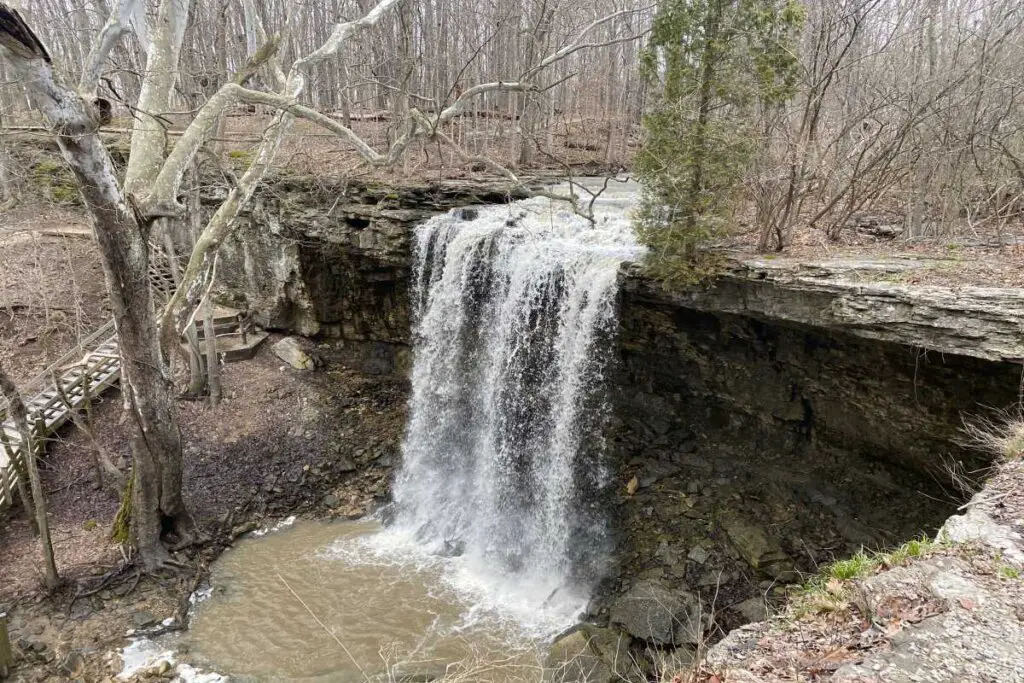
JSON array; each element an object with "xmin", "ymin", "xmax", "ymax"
[{"xmin": 636, "ymin": 0, "xmax": 805, "ymax": 279}]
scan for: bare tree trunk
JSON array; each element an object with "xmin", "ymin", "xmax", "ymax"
[
  {"xmin": 0, "ymin": 8, "xmax": 197, "ymax": 570},
  {"xmin": 0, "ymin": 362, "xmax": 58, "ymax": 589},
  {"xmin": 0, "ymin": 111, "xmax": 17, "ymax": 207},
  {"xmin": 182, "ymin": 322, "xmax": 206, "ymax": 398}
]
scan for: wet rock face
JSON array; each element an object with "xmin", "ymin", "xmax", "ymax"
[{"xmin": 605, "ymin": 274, "xmax": 1023, "ymax": 632}]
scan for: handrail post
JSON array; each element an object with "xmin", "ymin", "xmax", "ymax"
[
  {"xmin": 0, "ymin": 429, "xmax": 35, "ymax": 530},
  {"xmin": 32, "ymin": 414, "xmax": 45, "ymax": 460},
  {"xmin": 0, "ymin": 452, "xmax": 11, "ymax": 512}
]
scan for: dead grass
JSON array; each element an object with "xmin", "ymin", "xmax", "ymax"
[{"xmin": 962, "ymin": 413, "xmax": 1024, "ymax": 462}]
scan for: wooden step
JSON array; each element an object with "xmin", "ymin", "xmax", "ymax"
[
  {"xmin": 193, "ymin": 321, "xmax": 241, "ymax": 341},
  {"xmin": 179, "ymin": 330, "xmax": 268, "ymax": 363}
]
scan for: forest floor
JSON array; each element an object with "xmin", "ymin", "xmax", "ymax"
[{"xmin": 0, "ymin": 207, "xmax": 107, "ymax": 386}]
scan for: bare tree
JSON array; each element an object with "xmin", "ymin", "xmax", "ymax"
[
  {"xmin": 749, "ymin": 0, "xmax": 1024, "ymax": 248},
  {"xmin": 0, "ymin": 0, "xmax": 202, "ymax": 570}
]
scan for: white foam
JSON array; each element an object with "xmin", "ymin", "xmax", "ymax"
[
  {"xmin": 118, "ymin": 639, "xmax": 227, "ymax": 682},
  {"xmin": 322, "ymin": 527, "xmax": 586, "ymax": 642},
  {"xmin": 118, "ymin": 639, "xmax": 175, "ymax": 680},
  {"xmin": 250, "ymin": 514, "xmax": 296, "ymax": 537}
]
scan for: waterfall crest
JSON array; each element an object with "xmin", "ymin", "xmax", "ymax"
[{"xmin": 390, "ymin": 185, "xmax": 644, "ymax": 625}]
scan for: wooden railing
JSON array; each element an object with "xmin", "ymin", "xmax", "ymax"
[
  {"xmin": 0, "ymin": 323, "xmax": 120, "ymax": 512},
  {"xmin": 0, "ymin": 239, "xmax": 182, "ymax": 513}
]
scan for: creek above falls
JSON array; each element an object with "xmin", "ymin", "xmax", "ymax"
[{"xmin": 201, "ymin": 176, "xmax": 1024, "ymax": 676}]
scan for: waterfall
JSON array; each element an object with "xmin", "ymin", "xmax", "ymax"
[{"xmin": 387, "ymin": 183, "xmax": 644, "ymax": 625}]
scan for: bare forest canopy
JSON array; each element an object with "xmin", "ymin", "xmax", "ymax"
[
  {"xmin": 1, "ymin": 0, "xmax": 1023, "ymax": 248},
  {"xmin": 0, "ymin": 0, "xmax": 655, "ymax": 172}
]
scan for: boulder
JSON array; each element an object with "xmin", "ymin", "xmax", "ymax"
[
  {"xmin": 545, "ymin": 624, "xmax": 642, "ymax": 683},
  {"xmin": 130, "ymin": 611, "xmax": 157, "ymax": 629},
  {"xmin": 609, "ymin": 580, "xmax": 702, "ymax": 646},
  {"xmin": 687, "ymin": 546, "xmax": 709, "ymax": 564},
  {"xmin": 721, "ymin": 513, "xmax": 796, "ymax": 581},
  {"xmin": 940, "ymin": 507, "xmax": 1024, "ymax": 565},
  {"xmin": 273, "ymin": 336, "xmax": 314, "ymax": 370},
  {"xmin": 732, "ymin": 597, "xmax": 768, "ymax": 624}
]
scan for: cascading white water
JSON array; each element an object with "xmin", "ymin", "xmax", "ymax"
[{"xmin": 386, "ymin": 182, "xmax": 645, "ymax": 628}]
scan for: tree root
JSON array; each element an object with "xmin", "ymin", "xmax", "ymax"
[{"xmin": 67, "ymin": 564, "xmax": 139, "ymax": 613}]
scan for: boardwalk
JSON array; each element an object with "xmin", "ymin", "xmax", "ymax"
[
  {"xmin": 0, "ymin": 322, "xmax": 119, "ymax": 512},
  {"xmin": 1, "ymin": 240, "xmax": 180, "ymax": 513}
]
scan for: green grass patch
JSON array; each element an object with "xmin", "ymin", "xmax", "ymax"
[
  {"xmin": 30, "ymin": 158, "xmax": 82, "ymax": 205},
  {"xmin": 997, "ymin": 564, "xmax": 1021, "ymax": 580},
  {"xmin": 827, "ymin": 550, "xmax": 877, "ymax": 580},
  {"xmin": 792, "ymin": 535, "xmax": 943, "ymax": 617},
  {"xmin": 804, "ymin": 535, "xmax": 942, "ymax": 594},
  {"xmin": 227, "ymin": 149, "xmax": 254, "ymax": 164}
]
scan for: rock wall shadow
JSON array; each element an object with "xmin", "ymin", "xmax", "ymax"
[{"xmin": 604, "ymin": 281, "xmax": 1023, "ymax": 634}]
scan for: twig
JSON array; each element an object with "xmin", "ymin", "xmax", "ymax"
[
  {"xmin": 277, "ymin": 572, "xmax": 371, "ymax": 682},
  {"xmin": 957, "ymin": 489, "xmax": 1013, "ymax": 511},
  {"xmin": 44, "ymin": 475, "xmax": 82, "ymax": 495}
]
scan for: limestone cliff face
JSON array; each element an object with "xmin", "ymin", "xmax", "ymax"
[
  {"xmin": 666, "ymin": 257, "xmax": 1024, "ymax": 362},
  {"xmin": 214, "ymin": 176, "xmax": 527, "ymax": 372},
  {"xmin": 606, "ymin": 268, "xmax": 1023, "ymax": 630}
]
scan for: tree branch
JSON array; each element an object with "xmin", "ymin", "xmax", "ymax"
[
  {"xmin": 524, "ymin": 6, "xmax": 654, "ymax": 79},
  {"xmin": 142, "ymin": 39, "xmax": 282, "ymax": 214},
  {"xmin": 123, "ymin": 0, "xmax": 190, "ymax": 196},
  {"xmin": 0, "ymin": 4, "xmax": 50, "ymax": 63},
  {"xmin": 240, "ymin": 0, "xmax": 285, "ymax": 91},
  {"xmin": 294, "ymin": 0, "xmax": 406, "ymax": 71},
  {"xmin": 436, "ymin": 81, "xmax": 537, "ymax": 125},
  {"xmin": 79, "ymin": 0, "xmax": 143, "ymax": 95}
]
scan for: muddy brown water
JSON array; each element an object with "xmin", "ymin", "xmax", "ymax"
[{"xmin": 175, "ymin": 519, "xmax": 555, "ymax": 682}]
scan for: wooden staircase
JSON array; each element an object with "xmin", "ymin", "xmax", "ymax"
[
  {"xmin": 1, "ymin": 245, "xmax": 268, "ymax": 514},
  {"xmin": 0, "ymin": 323, "xmax": 119, "ymax": 512},
  {"xmin": 188, "ymin": 305, "xmax": 268, "ymax": 363}
]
